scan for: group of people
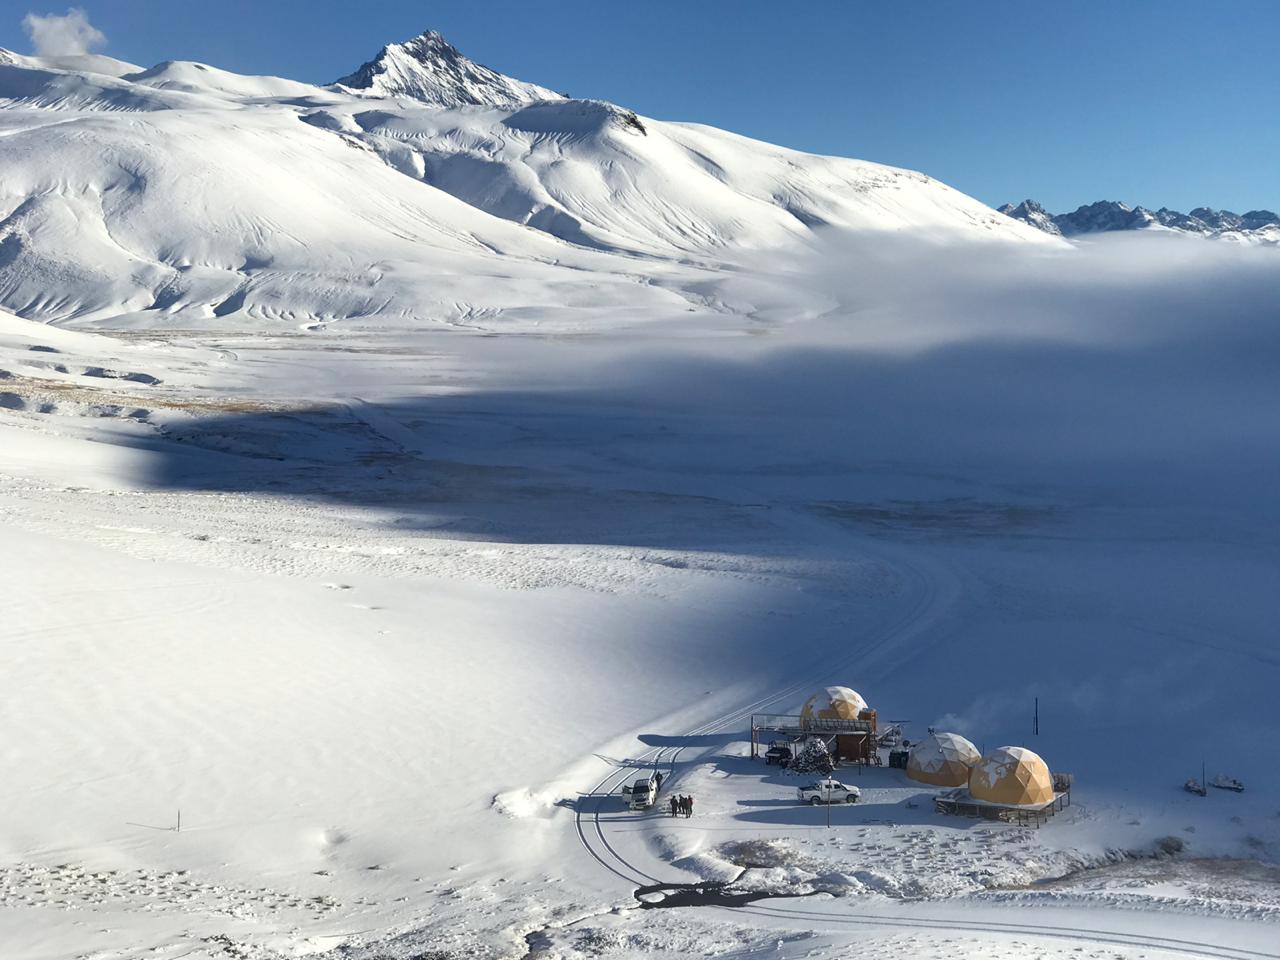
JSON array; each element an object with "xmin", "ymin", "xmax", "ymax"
[{"xmin": 667, "ymin": 794, "xmax": 695, "ymax": 817}]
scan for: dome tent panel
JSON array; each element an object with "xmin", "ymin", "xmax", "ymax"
[
  {"xmin": 907, "ymin": 731, "xmax": 981, "ymax": 787},
  {"xmin": 969, "ymin": 746, "xmax": 1054, "ymax": 806}
]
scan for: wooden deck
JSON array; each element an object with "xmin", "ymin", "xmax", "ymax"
[{"xmin": 934, "ymin": 789, "xmax": 1071, "ymax": 827}]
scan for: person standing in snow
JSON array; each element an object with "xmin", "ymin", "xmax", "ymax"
[
  {"xmin": 686, "ymin": 795, "xmax": 694, "ymax": 818},
  {"xmin": 668, "ymin": 795, "xmax": 678, "ymax": 817}
]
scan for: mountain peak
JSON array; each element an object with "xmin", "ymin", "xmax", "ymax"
[
  {"xmin": 331, "ymin": 30, "xmax": 564, "ymax": 108},
  {"xmin": 997, "ymin": 199, "xmax": 1062, "ymax": 236}
]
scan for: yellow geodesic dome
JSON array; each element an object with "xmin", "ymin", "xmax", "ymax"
[
  {"xmin": 800, "ymin": 686, "xmax": 869, "ymax": 727},
  {"xmin": 968, "ymin": 746, "xmax": 1054, "ymax": 806},
  {"xmin": 907, "ymin": 731, "xmax": 981, "ymax": 787}
]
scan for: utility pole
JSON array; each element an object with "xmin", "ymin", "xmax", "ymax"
[{"xmin": 1034, "ymin": 697, "xmax": 1039, "ymax": 737}]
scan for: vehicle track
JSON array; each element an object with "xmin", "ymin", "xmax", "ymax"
[{"xmin": 735, "ymin": 902, "xmax": 1280, "ymax": 960}]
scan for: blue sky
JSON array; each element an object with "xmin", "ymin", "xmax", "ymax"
[{"xmin": 4, "ymin": 1, "xmax": 1276, "ymax": 213}]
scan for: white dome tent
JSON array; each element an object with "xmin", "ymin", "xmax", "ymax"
[
  {"xmin": 906, "ymin": 731, "xmax": 981, "ymax": 787},
  {"xmin": 799, "ymin": 686, "xmax": 869, "ymax": 726},
  {"xmin": 797, "ymin": 685, "xmax": 876, "ymax": 764}
]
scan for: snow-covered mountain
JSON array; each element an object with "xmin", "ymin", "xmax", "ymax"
[
  {"xmin": 331, "ymin": 30, "xmax": 564, "ymax": 107},
  {"xmin": 0, "ymin": 29, "xmax": 1053, "ymax": 328},
  {"xmin": 995, "ymin": 200, "xmax": 1061, "ymax": 236},
  {"xmin": 1000, "ymin": 198, "xmax": 1279, "ymax": 242}
]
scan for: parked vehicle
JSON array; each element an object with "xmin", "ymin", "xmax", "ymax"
[
  {"xmin": 877, "ymin": 723, "xmax": 905, "ymax": 748},
  {"xmin": 1184, "ymin": 777, "xmax": 1207, "ymax": 796},
  {"xmin": 622, "ymin": 770, "xmax": 664, "ymax": 810},
  {"xmin": 797, "ymin": 778, "xmax": 861, "ymax": 805},
  {"xmin": 1210, "ymin": 774, "xmax": 1244, "ymax": 793},
  {"xmin": 764, "ymin": 741, "xmax": 796, "ymax": 766}
]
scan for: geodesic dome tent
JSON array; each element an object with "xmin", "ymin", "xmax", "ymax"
[
  {"xmin": 968, "ymin": 746, "xmax": 1054, "ymax": 806},
  {"xmin": 799, "ymin": 686, "xmax": 869, "ymax": 727},
  {"xmin": 907, "ymin": 731, "xmax": 981, "ymax": 787}
]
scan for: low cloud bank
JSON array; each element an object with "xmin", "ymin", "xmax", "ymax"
[{"xmin": 467, "ymin": 233, "xmax": 1280, "ymax": 504}]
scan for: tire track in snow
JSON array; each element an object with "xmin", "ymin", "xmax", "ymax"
[{"xmin": 733, "ymin": 903, "xmax": 1280, "ymax": 960}]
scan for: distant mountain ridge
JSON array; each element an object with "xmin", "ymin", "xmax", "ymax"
[{"xmin": 999, "ymin": 199, "xmax": 1279, "ymax": 243}]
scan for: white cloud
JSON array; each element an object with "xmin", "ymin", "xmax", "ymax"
[{"xmin": 22, "ymin": 7, "xmax": 106, "ymax": 57}]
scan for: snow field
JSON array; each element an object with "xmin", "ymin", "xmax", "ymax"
[{"xmin": 5, "ymin": 279, "xmax": 1280, "ymax": 956}]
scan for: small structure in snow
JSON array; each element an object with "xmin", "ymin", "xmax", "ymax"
[
  {"xmin": 750, "ymin": 708, "xmax": 874, "ymax": 763},
  {"xmin": 906, "ymin": 731, "xmax": 981, "ymax": 787}
]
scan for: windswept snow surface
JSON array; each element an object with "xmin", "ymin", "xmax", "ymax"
[{"xmin": 1, "ymin": 35, "xmax": 1280, "ymax": 960}]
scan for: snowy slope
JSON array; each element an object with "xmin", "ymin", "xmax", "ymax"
[
  {"xmin": 0, "ymin": 47, "xmax": 142, "ymax": 77},
  {"xmin": 321, "ymin": 96, "xmax": 1041, "ymax": 257},
  {"xmin": 0, "ymin": 61, "xmax": 695, "ymax": 329},
  {"xmin": 0, "ymin": 31, "xmax": 1053, "ymax": 328}
]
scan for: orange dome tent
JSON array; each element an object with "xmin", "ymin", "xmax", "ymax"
[{"xmin": 968, "ymin": 746, "xmax": 1054, "ymax": 806}]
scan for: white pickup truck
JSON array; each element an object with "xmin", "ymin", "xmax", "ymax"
[
  {"xmin": 622, "ymin": 770, "xmax": 664, "ymax": 811},
  {"xmin": 797, "ymin": 778, "xmax": 861, "ymax": 805}
]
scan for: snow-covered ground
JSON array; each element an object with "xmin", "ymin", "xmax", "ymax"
[
  {"xmin": 2, "ymin": 33, "xmax": 1280, "ymax": 960},
  {"xmin": 4, "ymin": 226, "xmax": 1280, "ymax": 959}
]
